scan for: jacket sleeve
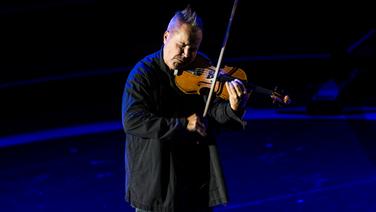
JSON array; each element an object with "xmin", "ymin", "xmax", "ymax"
[
  {"xmin": 207, "ymin": 97, "xmax": 247, "ymax": 129},
  {"xmin": 122, "ymin": 66, "xmax": 187, "ymax": 140}
]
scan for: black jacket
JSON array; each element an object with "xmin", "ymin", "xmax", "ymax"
[{"xmin": 122, "ymin": 48, "xmax": 245, "ymax": 212}]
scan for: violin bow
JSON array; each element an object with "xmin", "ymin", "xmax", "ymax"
[{"xmin": 203, "ymin": 0, "xmax": 239, "ymax": 117}]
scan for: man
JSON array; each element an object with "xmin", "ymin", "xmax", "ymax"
[{"xmin": 122, "ymin": 5, "xmax": 249, "ymax": 212}]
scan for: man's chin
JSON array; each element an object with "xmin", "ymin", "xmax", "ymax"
[{"xmin": 173, "ymin": 63, "xmax": 186, "ymax": 70}]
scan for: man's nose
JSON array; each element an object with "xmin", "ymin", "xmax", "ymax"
[{"xmin": 182, "ymin": 47, "xmax": 191, "ymax": 58}]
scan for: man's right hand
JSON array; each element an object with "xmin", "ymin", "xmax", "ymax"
[{"xmin": 186, "ymin": 113, "xmax": 207, "ymax": 137}]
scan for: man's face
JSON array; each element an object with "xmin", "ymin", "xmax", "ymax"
[{"xmin": 163, "ymin": 23, "xmax": 202, "ymax": 70}]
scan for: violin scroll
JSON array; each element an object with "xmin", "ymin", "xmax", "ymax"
[{"xmin": 271, "ymin": 87, "xmax": 292, "ymax": 106}]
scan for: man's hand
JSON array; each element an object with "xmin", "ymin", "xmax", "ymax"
[
  {"xmin": 225, "ymin": 79, "xmax": 250, "ymax": 111},
  {"xmin": 186, "ymin": 113, "xmax": 207, "ymax": 137}
]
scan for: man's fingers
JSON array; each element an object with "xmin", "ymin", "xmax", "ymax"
[
  {"xmin": 187, "ymin": 114, "xmax": 207, "ymax": 137},
  {"xmin": 231, "ymin": 79, "xmax": 247, "ymax": 97},
  {"xmin": 226, "ymin": 82, "xmax": 236, "ymax": 97}
]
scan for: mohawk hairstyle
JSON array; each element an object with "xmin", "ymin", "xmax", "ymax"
[{"xmin": 167, "ymin": 5, "xmax": 203, "ymax": 32}]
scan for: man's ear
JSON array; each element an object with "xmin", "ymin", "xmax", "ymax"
[{"xmin": 163, "ymin": 31, "xmax": 169, "ymax": 44}]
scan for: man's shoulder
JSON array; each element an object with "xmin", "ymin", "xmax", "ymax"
[
  {"xmin": 136, "ymin": 50, "xmax": 161, "ymax": 69},
  {"xmin": 128, "ymin": 51, "xmax": 161, "ymax": 79},
  {"xmin": 193, "ymin": 51, "xmax": 212, "ymax": 68},
  {"xmin": 197, "ymin": 51, "xmax": 211, "ymax": 62},
  {"xmin": 141, "ymin": 50, "xmax": 160, "ymax": 63}
]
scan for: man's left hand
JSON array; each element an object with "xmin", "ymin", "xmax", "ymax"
[{"xmin": 225, "ymin": 79, "xmax": 250, "ymax": 111}]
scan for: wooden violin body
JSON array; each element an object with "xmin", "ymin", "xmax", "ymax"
[{"xmin": 174, "ymin": 65, "xmax": 291, "ymax": 105}]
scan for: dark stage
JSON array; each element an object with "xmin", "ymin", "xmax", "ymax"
[
  {"xmin": 1, "ymin": 114, "xmax": 376, "ymax": 211},
  {"xmin": 1, "ymin": 0, "xmax": 376, "ymax": 211}
]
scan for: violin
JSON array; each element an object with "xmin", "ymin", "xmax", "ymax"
[{"xmin": 174, "ymin": 65, "xmax": 291, "ymax": 105}]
